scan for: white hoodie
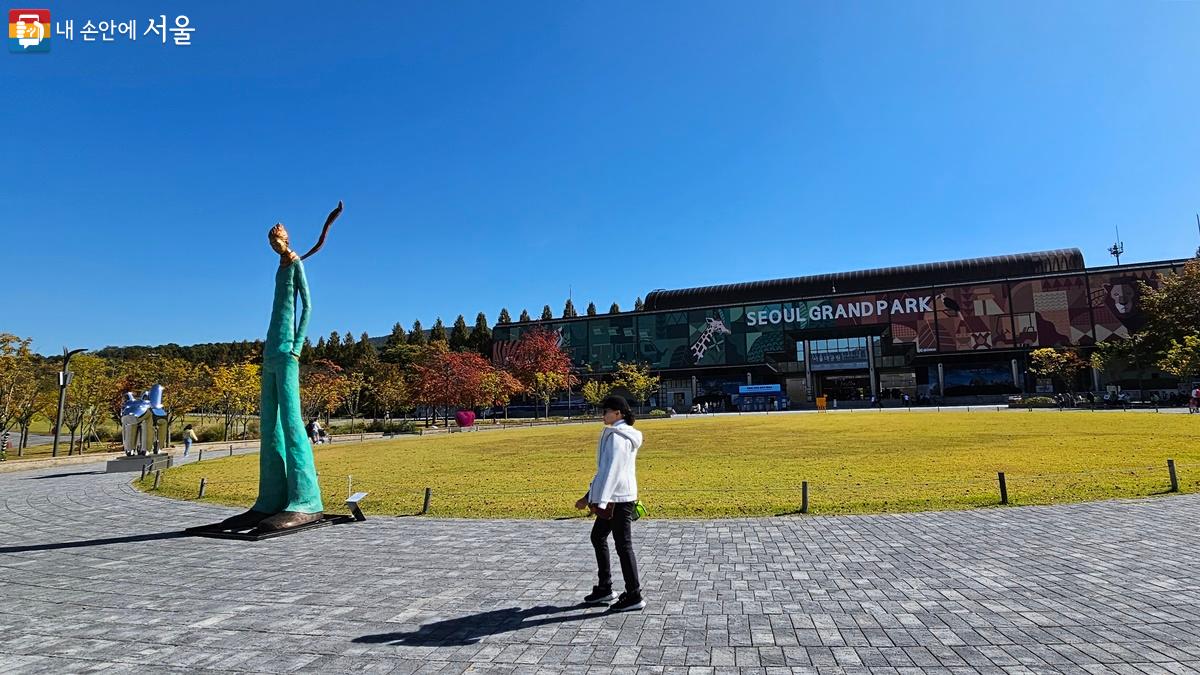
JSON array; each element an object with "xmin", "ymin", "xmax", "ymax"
[{"xmin": 586, "ymin": 420, "xmax": 643, "ymax": 509}]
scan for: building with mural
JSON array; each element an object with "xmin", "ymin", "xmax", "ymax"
[{"xmin": 491, "ymin": 249, "xmax": 1187, "ymax": 410}]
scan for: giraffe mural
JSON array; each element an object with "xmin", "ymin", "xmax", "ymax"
[{"xmin": 690, "ymin": 316, "xmax": 732, "ymax": 364}]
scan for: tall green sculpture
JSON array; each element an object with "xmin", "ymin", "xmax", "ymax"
[{"xmin": 218, "ymin": 202, "xmax": 343, "ymax": 534}]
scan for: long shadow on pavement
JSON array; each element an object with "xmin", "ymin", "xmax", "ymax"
[
  {"xmin": 0, "ymin": 531, "xmax": 188, "ymax": 554},
  {"xmin": 354, "ymin": 604, "xmax": 610, "ymax": 646},
  {"xmin": 24, "ymin": 471, "xmax": 104, "ymax": 480}
]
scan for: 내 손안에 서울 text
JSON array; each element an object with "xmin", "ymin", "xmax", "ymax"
[{"xmin": 9, "ymin": 9, "xmax": 195, "ymax": 49}]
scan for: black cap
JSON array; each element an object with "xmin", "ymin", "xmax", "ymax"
[{"xmin": 600, "ymin": 395, "xmax": 631, "ymax": 413}]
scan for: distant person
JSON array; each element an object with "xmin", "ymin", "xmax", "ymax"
[
  {"xmin": 182, "ymin": 424, "xmax": 198, "ymax": 457},
  {"xmin": 575, "ymin": 395, "xmax": 645, "ymax": 612},
  {"xmin": 902, "ymin": 393, "xmax": 911, "ymax": 407},
  {"xmin": 306, "ymin": 418, "xmax": 323, "ymax": 444},
  {"xmin": 1191, "ymin": 387, "xmax": 1200, "ymax": 414}
]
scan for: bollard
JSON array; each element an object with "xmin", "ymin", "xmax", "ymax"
[
  {"xmin": 801, "ymin": 481, "xmax": 809, "ymax": 514},
  {"xmin": 998, "ymin": 472, "xmax": 1008, "ymax": 505},
  {"xmin": 152, "ymin": 470, "xmax": 161, "ymax": 490},
  {"xmin": 422, "ymin": 487, "xmax": 432, "ymax": 514},
  {"xmin": 198, "ymin": 449, "xmax": 204, "ymax": 462},
  {"xmin": 229, "ymin": 447, "xmax": 233, "ymax": 457},
  {"xmin": 140, "ymin": 464, "xmax": 147, "ymax": 481},
  {"xmin": 198, "ymin": 477, "xmax": 207, "ymax": 498},
  {"xmin": 348, "ymin": 475, "xmax": 353, "ymax": 499},
  {"xmin": 1168, "ymin": 459, "xmax": 1179, "ymax": 493}
]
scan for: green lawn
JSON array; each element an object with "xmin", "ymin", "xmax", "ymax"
[{"xmin": 141, "ymin": 411, "xmax": 1200, "ymax": 518}]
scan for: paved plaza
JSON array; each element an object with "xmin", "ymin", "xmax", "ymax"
[{"xmin": 2, "ymin": 463, "xmax": 1200, "ymax": 674}]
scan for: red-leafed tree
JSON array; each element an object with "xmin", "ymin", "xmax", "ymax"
[
  {"xmin": 505, "ymin": 328, "xmax": 577, "ymax": 417},
  {"xmin": 413, "ymin": 345, "xmax": 499, "ymax": 425}
]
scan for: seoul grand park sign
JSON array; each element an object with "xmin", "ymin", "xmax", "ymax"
[{"xmin": 744, "ymin": 295, "xmax": 934, "ymax": 327}]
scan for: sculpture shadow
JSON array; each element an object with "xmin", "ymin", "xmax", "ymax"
[
  {"xmin": 0, "ymin": 531, "xmax": 188, "ymax": 554},
  {"xmin": 353, "ymin": 604, "xmax": 607, "ymax": 647},
  {"xmin": 25, "ymin": 470, "xmax": 104, "ymax": 480}
]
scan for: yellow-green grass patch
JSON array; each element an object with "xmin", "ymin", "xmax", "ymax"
[{"xmin": 141, "ymin": 411, "xmax": 1200, "ymax": 518}]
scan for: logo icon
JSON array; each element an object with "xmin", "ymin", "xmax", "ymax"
[{"xmin": 9, "ymin": 9, "xmax": 50, "ymax": 52}]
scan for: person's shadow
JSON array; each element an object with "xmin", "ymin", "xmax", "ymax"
[{"xmin": 354, "ymin": 604, "xmax": 607, "ymax": 647}]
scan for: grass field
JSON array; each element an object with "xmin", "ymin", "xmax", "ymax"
[{"xmin": 142, "ymin": 410, "xmax": 1200, "ymax": 518}]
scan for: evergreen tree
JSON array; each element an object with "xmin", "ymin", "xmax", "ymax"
[
  {"xmin": 450, "ymin": 314, "xmax": 471, "ymax": 351},
  {"xmin": 541, "ymin": 305, "xmax": 553, "ymax": 321},
  {"xmin": 610, "ymin": 302, "xmax": 621, "ymax": 314},
  {"xmin": 342, "ymin": 332, "xmax": 357, "ymax": 367},
  {"xmin": 634, "ymin": 296, "xmax": 645, "ymax": 311},
  {"xmin": 409, "ymin": 320, "xmax": 427, "ymax": 345},
  {"xmin": 430, "ymin": 317, "xmax": 449, "ymax": 343},
  {"xmin": 327, "ymin": 331, "xmax": 342, "ymax": 361},
  {"xmin": 468, "ymin": 312, "xmax": 492, "ymax": 356},
  {"xmin": 314, "ymin": 336, "xmax": 327, "ymax": 360},
  {"xmin": 300, "ymin": 337, "xmax": 313, "ymax": 364},
  {"xmin": 356, "ymin": 331, "xmax": 378, "ymax": 373},
  {"xmin": 563, "ymin": 298, "xmax": 578, "ymax": 318},
  {"xmin": 519, "ymin": 309, "xmax": 532, "ymax": 322},
  {"xmin": 384, "ymin": 321, "xmax": 406, "ymax": 349},
  {"xmin": 498, "ymin": 308, "xmax": 512, "ymax": 324},
  {"xmin": 586, "ymin": 302, "xmax": 597, "ymax": 316}
]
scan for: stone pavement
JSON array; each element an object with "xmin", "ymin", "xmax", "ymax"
[{"xmin": 2, "ymin": 465, "xmax": 1200, "ymax": 674}]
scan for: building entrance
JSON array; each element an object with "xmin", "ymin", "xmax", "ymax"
[{"xmin": 817, "ymin": 374, "xmax": 872, "ymax": 402}]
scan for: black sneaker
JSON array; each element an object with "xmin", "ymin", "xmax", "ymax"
[
  {"xmin": 608, "ymin": 591, "xmax": 646, "ymax": 612},
  {"xmin": 583, "ymin": 585, "xmax": 616, "ymax": 604}
]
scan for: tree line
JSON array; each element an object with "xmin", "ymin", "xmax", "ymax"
[{"xmin": 0, "ymin": 305, "xmax": 662, "ymax": 455}]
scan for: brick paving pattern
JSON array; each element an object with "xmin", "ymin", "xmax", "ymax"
[{"xmin": 2, "ymin": 463, "xmax": 1199, "ymax": 673}]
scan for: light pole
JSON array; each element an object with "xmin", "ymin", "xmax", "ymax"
[{"xmin": 52, "ymin": 347, "xmax": 87, "ymax": 458}]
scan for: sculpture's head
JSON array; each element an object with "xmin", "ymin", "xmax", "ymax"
[{"xmin": 268, "ymin": 223, "xmax": 291, "ymax": 256}]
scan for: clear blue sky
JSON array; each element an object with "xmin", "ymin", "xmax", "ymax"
[{"xmin": 5, "ymin": 0, "xmax": 1199, "ymax": 354}]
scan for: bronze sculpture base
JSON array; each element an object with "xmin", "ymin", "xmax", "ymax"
[{"xmin": 256, "ymin": 510, "xmax": 325, "ymax": 532}]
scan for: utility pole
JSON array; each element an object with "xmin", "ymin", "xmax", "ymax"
[{"xmin": 1108, "ymin": 226, "xmax": 1124, "ymax": 266}]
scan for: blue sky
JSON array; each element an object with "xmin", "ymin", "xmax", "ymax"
[{"xmin": 4, "ymin": 1, "xmax": 1199, "ymax": 354}]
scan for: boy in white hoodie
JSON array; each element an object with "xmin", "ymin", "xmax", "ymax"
[{"xmin": 576, "ymin": 395, "xmax": 645, "ymax": 612}]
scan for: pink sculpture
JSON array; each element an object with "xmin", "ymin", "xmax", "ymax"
[{"xmin": 455, "ymin": 410, "xmax": 476, "ymax": 429}]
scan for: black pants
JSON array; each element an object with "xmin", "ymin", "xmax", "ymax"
[{"xmin": 590, "ymin": 502, "xmax": 640, "ymax": 595}]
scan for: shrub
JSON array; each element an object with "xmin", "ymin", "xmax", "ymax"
[
  {"xmin": 647, "ymin": 408, "xmax": 671, "ymax": 418},
  {"xmin": 1011, "ymin": 396, "xmax": 1057, "ymax": 408},
  {"xmin": 197, "ymin": 426, "xmax": 224, "ymax": 443}
]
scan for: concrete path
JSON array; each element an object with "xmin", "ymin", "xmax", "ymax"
[{"xmin": 2, "ymin": 463, "xmax": 1199, "ymax": 674}]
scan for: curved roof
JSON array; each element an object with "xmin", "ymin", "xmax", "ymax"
[{"xmin": 643, "ymin": 248, "xmax": 1085, "ymax": 312}]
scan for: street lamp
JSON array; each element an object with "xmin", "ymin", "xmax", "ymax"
[{"xmin": 52, "ymin": 347, "xmax": 87, "ymax": 457}]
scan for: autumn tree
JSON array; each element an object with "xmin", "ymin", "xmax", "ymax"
[
  {"xmin": 1028, "ymin": 347, "xmax": 1087, "ymax": 394},
  {"xmin": 1160, "ymin": 335, "xmax": 1200, "ymax": 382},
  {"xmin": 0, "ymin": 334, "xmax": 35, "ymax": 436},
  {"xmin": 210, "ymin": 362, "xmax": 260, "ymax": 441},
  {"xmin": 372, "ymin": 363, "xmax": 412, "ymax": 420},
  {"xmin": 300, "ymin": 359, "xmax": 350, "ymax": 426},
  {"xmin": 479, "ymin": 369, "xmax": 523, "ymax": 419},
  {"xmin": 613, "ymin": 361, "xmax": 660, "ymax": 412},
  {"xmin": 507, "ymin": 328, "xmax": 576, "ymax": 417},
  {"xmin": 581, "ymin": 379, "xmax": 614, "ymax": 414}
]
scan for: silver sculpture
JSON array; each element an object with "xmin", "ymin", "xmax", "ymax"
[{"xmin": 120, "ymin": 384, "xmax": 168, "ymax": 456}]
